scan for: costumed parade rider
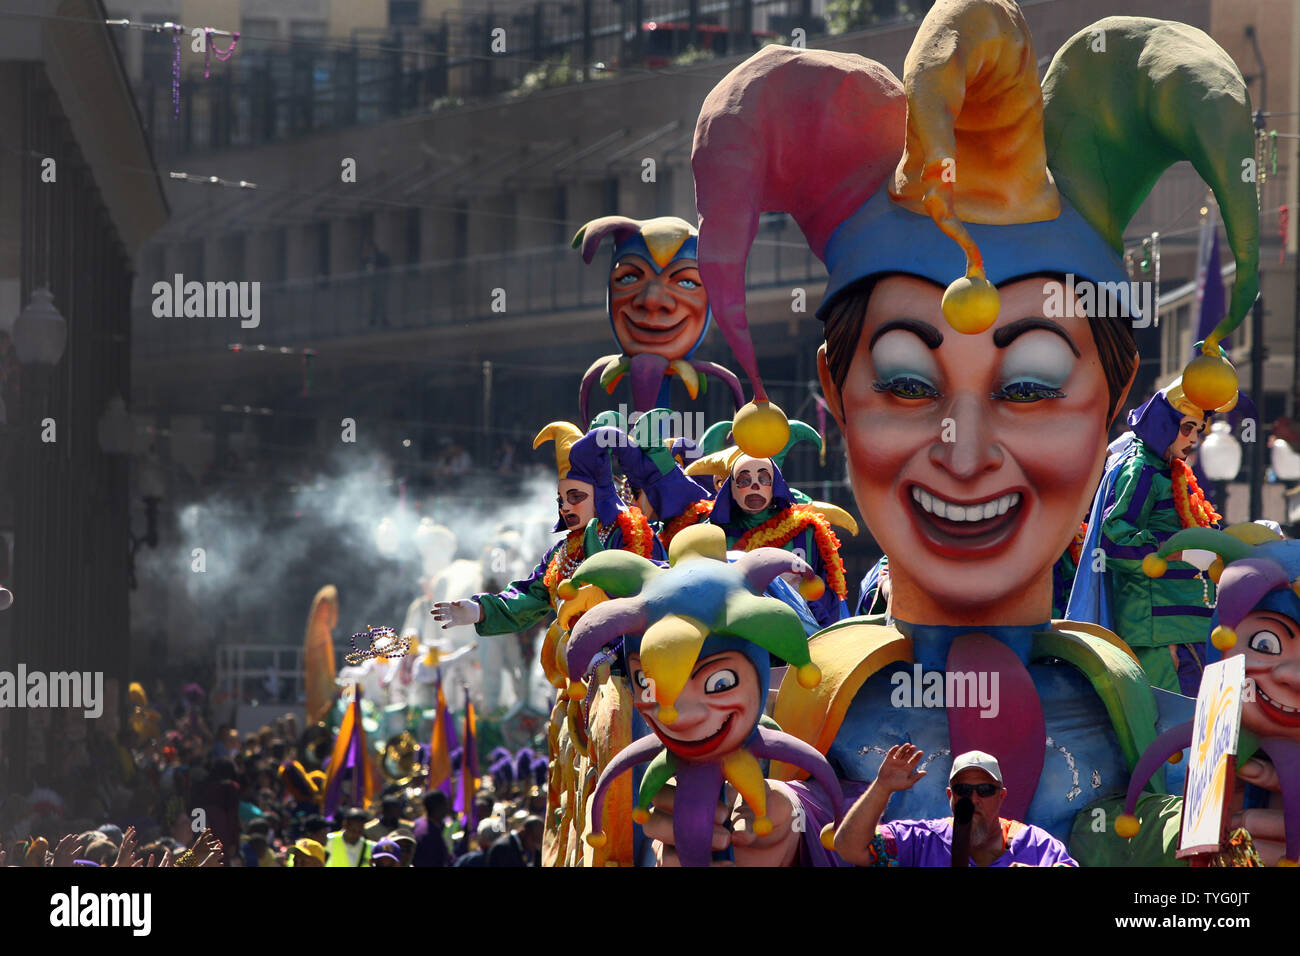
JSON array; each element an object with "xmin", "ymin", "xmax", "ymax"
[
  {"xmin": 430, "ymin": 422, "xmax": 665, "ymax": 637},
  {"xmin": 685, "ymin": 444, "xmax": 856, "ymax": 629},
  {"xmin": 1067, "ymin": 375, "xmax": 1234, "ymax": 695}
]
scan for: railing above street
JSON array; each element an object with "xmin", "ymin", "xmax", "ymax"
[{"xmin": 132, "ymin": 218, "xmax": 824, "ymax": 358}]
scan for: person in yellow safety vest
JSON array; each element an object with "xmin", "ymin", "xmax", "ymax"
[{"xmin": 325, "ymin": 808, "xmax": 374, "ymax": 866}]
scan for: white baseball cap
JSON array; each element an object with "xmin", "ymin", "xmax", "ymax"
[{"xmin": 948, "ymin": 750, "xmax": 1003, "ymax": 785}]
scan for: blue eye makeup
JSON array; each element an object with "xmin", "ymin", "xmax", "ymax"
[
  {"xmin": 993, "ymin": 332, "xmax": 1074, "ymax": 404},
  {"xmin": 870, "ymin": 330, "xmax": 942, "ymax": 400},
  {"xmin": 873, "ymin": 376, "xmax": 941, "ymax": 400}
]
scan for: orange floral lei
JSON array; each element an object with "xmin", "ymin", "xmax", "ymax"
[
  {"xmin": 542, "ymin": 508, "xmax": 655, "ymax": 601},
  {"xmin": 734, "ymin": 505, "xmax": 848, "ymax": 600},
  {"xmin": 660, "ymin": 499, "xmax": 715, "ymax": 549},
  {"xmin": 1170, "ymin": 458, "xmax": 1221, "ymax": 529}
]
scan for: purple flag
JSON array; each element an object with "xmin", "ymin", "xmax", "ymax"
[{"xmin": 1196, "ymin": 225, "xmax": 1227, "ymax": 348}]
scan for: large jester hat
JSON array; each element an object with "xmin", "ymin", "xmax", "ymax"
[
  {"xmin": 690, "ymin": 0, "xmax": 1260, "ymax": 456},
  {"xmin": 1119, "ymin": 525, "xmax": 1300, "ymax": 865},
  {"xmin": 572, "ymin": 215, "xmax": 744, "ymax": 421},
  {"xmin": 557, "ymin": 524, "xmax": 846, "ymax": 866}
]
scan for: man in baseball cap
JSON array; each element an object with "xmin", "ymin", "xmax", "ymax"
[{"xmin": 835, "ymin": 745, "xmax": 1076, "ymax": 867}]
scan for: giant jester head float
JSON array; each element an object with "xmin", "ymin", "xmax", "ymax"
[
  {"xmin": 573, "ymin": 216, "xmax": 744, "ymax": 421},
  {"xmin": 1118, "ymin": 525, "xmax": 1300, "ymax": 865},
  {"xmin": 558, "ymin": 524, "xmax": 846, "ymax": 866},
  {"xmin": 689, "ymin": 0, "xmax": 1260, "ymax": 625}
]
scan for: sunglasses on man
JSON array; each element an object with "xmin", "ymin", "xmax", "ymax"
[{"xmin": 951, "ymin": 782, "xmax": 1001, "ymax": 799}]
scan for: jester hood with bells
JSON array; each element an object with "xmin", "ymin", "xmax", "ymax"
[
  {"xmin": 1115, "ymin": 525, "xmax": 1300, "ymax": 866},
  {"xmin": 558, "ymin": 524, "xmax": 847, "ymax": 867},
  {"xmin": 573, "ymin": 215, "xmax": 744, "ymax": 422},
  {"xmin": 681, "ymin": 0, "xmax": 1261, "ymax": 860},
  {"xmin": 691, "ymin": 1, "xmax": 1259, "ymax": 461}
]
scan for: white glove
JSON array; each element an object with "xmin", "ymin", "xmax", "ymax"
[{"xmin": 431, "ymin": 599, "xmax": 482, "ymax": 628}]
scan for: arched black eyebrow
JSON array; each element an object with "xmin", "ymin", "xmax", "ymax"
[
  {"xmin": 1252, "ymin": 611, "xmax": 1298, "ymax": 641},
  {"xmin": 992, "ymin": 318, "xmax": 1081, "ymax": 357},
  {"xmin": 868, "ymin": 318, "xmax": 943, "ymax": 351}
]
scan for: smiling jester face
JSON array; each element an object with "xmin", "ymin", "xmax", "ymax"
[
  {"xmin": 628, "ymin": 648, "xmax": 760, "ymax": 764},
  {"xmin": 608, "ymin": 254, "xmax": 709, "ymax": 361},
  {"xmin": 1229, "ymin": 611, "xmax": 1300, "ymax": 737},
  {"xmin": 819, "ymin": 274, "xmax": 1115, "ymax": 624}
]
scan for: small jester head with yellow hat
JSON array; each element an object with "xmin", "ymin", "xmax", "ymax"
[{"xmin": 561, "ymin": 524, "xmax": 847, "ymax": 865}]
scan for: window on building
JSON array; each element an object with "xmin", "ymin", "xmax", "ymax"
[
  {"xmin": 240, "ymin": 18, "xmax": 280, "ymax": 67},
  {"xmin": 316, "ymin": 222, "xmax": 331, "ymax": 278},
  {"xmin": 390, "ymin": 1, "xmax": 420, "ymax": 27},
  {"xmin": 453, "ymin": 201, "xmax": 468, "ymax": 259},
  {"xmin": 271, "ymin": 228, "xmax": 288, "ymax": 281},
  {"xmin": 141, "ymin": 12, "xmax": 177, "ymax": 87},
  {"xmin": 405, "ymin": 208, "xmax": 421, "ymax": 265}
]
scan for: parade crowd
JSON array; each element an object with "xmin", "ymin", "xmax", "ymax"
[{"xmin": 1, "ymin": 678, "xmax": 544, "ymax": 868}]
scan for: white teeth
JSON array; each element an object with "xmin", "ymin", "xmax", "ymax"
[
  {"xmin": 1259, "ymin": 688, "xmax": 1300, "ymax": 713},
  {"xmin": 913, "ymin": 489, "xmax": 1021, "ymax": 523}
]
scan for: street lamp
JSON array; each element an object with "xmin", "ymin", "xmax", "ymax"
[
  {"xmin": 128, "ymin": 452, "xmax": 166, "ymax": 590},
  {"xmin": 1273, "ymin": 438, "xmax": 1300, "ymax": 482},
  {"xmin": 1200, "ymin": 421, "xmax": 1242, "ymax": 521},
  {"xmin": 10, "ymin": 288, "xmax": 67, "ymax": 366},
  {"xmin": 97, "ymin": 394, "xmax": 133, "ymax": 455}
]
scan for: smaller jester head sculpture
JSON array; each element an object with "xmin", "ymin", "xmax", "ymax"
[
  {"xmin": 573, "ymin": 216, "xmax": 743, "ymax": 421},
  {"xmin": 1119, "ymin": 523, "xmax": 1300, "ymax": 864},
  {"xmin": 558, "ymin": 523, "xmax": 845, "ymax": 866}
]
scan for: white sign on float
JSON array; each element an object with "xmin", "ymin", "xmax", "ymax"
[{"xmin": 1178, "ymin": 655, "xmax": 1246, "ymax": 858}]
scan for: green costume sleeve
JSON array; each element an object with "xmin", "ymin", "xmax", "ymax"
[
  {"xmin": 1099, "ymin": 454, "xmax": 1161, "ymax": 561},
  {"xmin": 475, "ymin": 546, "xmax": 557, "ymax": 636},
  {"xmin": 1099, "ymin": 448, "xmax": 1215, "ymax": 652}
]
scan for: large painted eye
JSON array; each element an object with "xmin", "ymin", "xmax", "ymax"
[
  {"xmin": 676, "ymin": 277, "xmax": 700, "ymax": 289},
  {"xmin": 614, "ymin": 272, "xmax": 639, "ymax": 286},
  {"xmin": 633, "ymin": 670, "xmax": 649, "ymax": 689},
  {"xmin": 704, "ymin": 669, "xmax": 738, "ymax": 694},
  {"xmin": 1248, "ymin": 630, "xmax": 1283, "ymax": 655},
  {"xmin": 872, "ymin": 376, "xmax": 940, "ymax": 400},
  {"xmin": 991, "ymin": 381, "xmax": 1066, "ymax": 403}
]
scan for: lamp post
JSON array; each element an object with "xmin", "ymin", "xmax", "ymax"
[
  {"xmin": 127, "ymin": 453, "xmax": 166, "ymax": 590},
  {"xmin": 1275, "ymin": 439, "xmax": 1300, "ymax": 533},
  {"xmin": 11, "ymin": 287, "xmax": 67, "ymax": 366},
  {"xmin": 1200, "ymin": 421, "xmax": 1243, "ymax": 520}
]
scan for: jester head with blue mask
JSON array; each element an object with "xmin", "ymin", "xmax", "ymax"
[
  {"xmin": 689, "ymin": 0, "xmax": 1261, "ymax": 625},
  {"xmin": 573, "ymin": 217, "xmax": 745, "ymax": 421},
  {"xmin": 1128, "ymin": 522, "xmax": 1300, "ymax": 864},
  {"xmin": 1145, "ymin": 525, "xmax": 1300, "ymax": 740},
  {"xmin": 556, "ymin": 524, "xmax": 847, "ymax": 865}
]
